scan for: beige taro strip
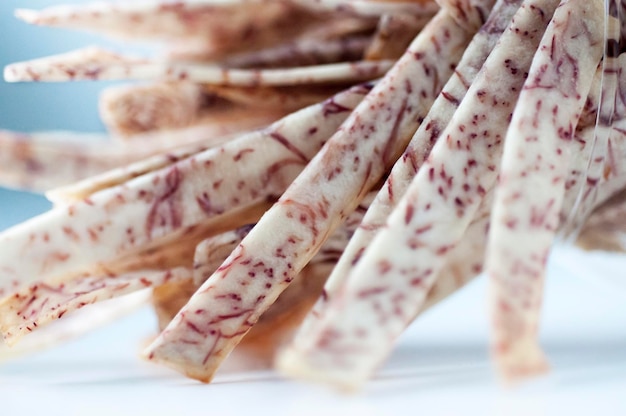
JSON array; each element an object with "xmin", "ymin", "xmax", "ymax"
[
  {"xmin": 364, "ymin": 14, "xmax": 429, "ymax": 61},
  {"xmin": 561, "ymin": 45, "xmax": 624, "ymax": 237},
  {"xmin": 191, "ymin": 193, "xmax": 374, "ymax": 287},
  {"xmin": 145, "ymin": 8, "xmax": 478, "ymax": 382},
  {"xmin": 192, "ymin": 225, "xmax": 256, "ymax": 287},
  {"xmin": 397, "ymin": 127, "xmax": 611, "ymax": 317},
  {"xmin": 0, "ymin": 199, "xmax": 270, "ymax": 342},
  {"xmin": 165, "ymin": 15, "xmax": 378, "ymax": 62},
  {"xmin": 221, "ymin": 36, "xmax": 372, "ymax": 69},
  {"xmin": 277, "ymin": 0, "xmax": 558, "ymax": 389},
  {"xmin": 382, "ymin": 123, "xmax": 612, "ymax": 316},
  {"xmin": 286, "ymin": 0, "xmax": 520, "ymax": 352},
  {"xmin": 0, "ymin": 291, "xmax": 149, "ymax": 363},
  {"xmin": 0, "ymin": 130, "xmax": 125, "ymax": 192},
  {"xmin": 0, "ymin": 102, "xmax": 284, "ymax": 192},
  {"xmin": 101, "ymin": 82, "xmax": 288, "ymax": 138},
  {"xmin": 200, "ymin": 84, "xmax": 346, "ymax": 112},
  {"xmin": 4, "ymin": 47, "xmax": 393, "ymax": 86},
  {"xmin": 0, "ymin": 84, "xmax": 370, "ymax": 295},
  {"xmin": 292, "ymin": 0, "xmax": 440, "ymax": 17},
  {"xmin": 487, "ymin": 0, "xmax": 604, "ymax": 380},
  {"xmin": 153, "ymin": 195, "xmax": 373, "ymax": 333},
  {"xmin": 0, "ymin": 268, "xmax": 192, "ymax": 345},
  {"xmin": 15, "ymin": 0, "xmax": 293, "ymax": 41},
  {"xmin": 577, "ymin": 188, "xmax": 626, "ymax": 252},
  {"xmin": 352, "ymin": 122, "xmax": 626, "ymax": 326},
  {"xmin": 45, "ymin": 142, "xmax": 224, "ymax": 204},
  {"xmin": 99, "ymin": 82, "xmax": 206, "ymax": 137}
]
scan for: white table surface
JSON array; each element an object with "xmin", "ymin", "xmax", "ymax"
[{"xmin": 1, "ymin": 245, "xmax": 625, "ymax": 416}]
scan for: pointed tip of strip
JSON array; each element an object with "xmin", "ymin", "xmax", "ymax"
[
  {"xmin": 3, "ymin": 64, "xmax": 20, "ymax": 83},
  {"xmin": 15, "ymin": 9, "xmax": 40, "ymax": 24}
]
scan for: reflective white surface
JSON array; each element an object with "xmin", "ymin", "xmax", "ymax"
[{"xmin": 1, "ymin": 246, "xmax": 625, "ymax": 415}]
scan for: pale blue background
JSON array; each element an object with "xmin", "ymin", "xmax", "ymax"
[{"xmin": 0, "ymin": 1, "xmax": 121, "ymax": 229}]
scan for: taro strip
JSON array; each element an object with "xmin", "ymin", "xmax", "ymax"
[
  {"xmin": 221, "ymin": 36, "xmax": 372, "ymax": 69},
  {"xmin": 101, "ymin": 83, "xmax": 287, "ymax": 138},
  {"xmin": 292, "ymin": 0, "xmax": 440, "ymax": 17},
  {"xmin": 99, "ymin": 82, "xmax": 206, "ymax": 137},
  {"xmin": 15, "ymin": 0, "xmax": 293, "ymax": 41},
  {"xmin": 277, "ymin": 0, "xmax": 558, "ymax": 389},
  {"xmin": 167, "ymin": 16, "xmax": 378, "ymax": 63},
  {"xmin": 192, "ymin": 226, "xmax": 256, "ymax": 287},
  {"xmin": 0, "ymin": 268, "xmax": 192, "ymax": 345},
  {"xmin": 154, "ymin": 195, "xmax": 372, "ymax": 343},
  {"xmin": 201, "ymin": 84, "xmax": 347, "ymax": 112},
  {"xmin": 0, "ymin": 199, "xmax": 269, "ymax": 344},
  {"xmin": 561, "ymin": 50, "xmax": 624, "ymax": 237},
  {"xmin": 486, "ymin": 0, "xmax": 604, "ymax": 380},
  {"xmin": 288, "ymin": 0, "xmax": 521, "ymax": 350},
  {"xmin": 4, "ymin": 48, "xmax": 394, "ymax": 86},
  {"xmin": 0, "ymin": 84, "xmax": 369, "ymax": 295},
  {"xmin": 144, "ymin": 8, "xmax": 479, "ymax": 382},
  {"xmin": 0, "ymin": 200, "xmax": 274, "ymax": 343},
  {"xmin": 0, "ymin": 291, "xmax": 149, "ymax": 363},
  {"xmin": 364, "ymin": 14, "xmax": 429, "ymax": 61},
  {"xmin": 232, "ymin": 262, "xmax": 337, "ymax": 365},
  {"xmin": 0, "ymin": 103, "xmax": 283, "ymax": 192},
  {"xmin": 577, "ymin": 182, "xmax": 626, "ymax": 252},
  {"xmin": 45, "ymin": 142, "xmax": 225, "ymax": 204},
  {"xmin": 0, "ymin": 130, "xmax": 125, "ymax": 192},
  {"xmin": 418, "ymin": 118, "xmax": 626, "ymax": 310},
  {"xmin": 191, "ymin": 193, "xmax": 374, "ymax": 287}
]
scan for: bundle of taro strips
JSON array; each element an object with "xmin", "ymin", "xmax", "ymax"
[{"xmin": 1, "ymin": 0, "xmax": 625, "ymax": 391}]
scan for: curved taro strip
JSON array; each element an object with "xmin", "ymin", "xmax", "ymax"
[
  {"xmin": 486, "ymin": 0, "xmax": 604, "ymax": 380},
  {"xmin": 0, "ymin": 84, "xmax": 370, "ymax": 297},
  {"xmin": 277, "ymin": 0, "xmax": 558, "ymax": 389},
  {"xmin": 99, "ymin": 82, "xmax": 207, "ymax": 137},
  {"xmin": 286, "ymin": 0, "xmax": 521, "ymax": 354},
  {"xmin": 144, "ymin": 7, "xmax": 481, "ymax": 382},
  {"xmin": 0, "ymin": 291, "xmax": 150, "ymax": 363},
  {"xmin": 4, "ymin": 47, "xmax": 394, "ymax": 86},
  {"xmin": 0, "ymin": 103, "xmax": 284, "ymax": 192},
  {"xmin": 15, "ymin": 0, "xmax": 294, "ymax": 42}
]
